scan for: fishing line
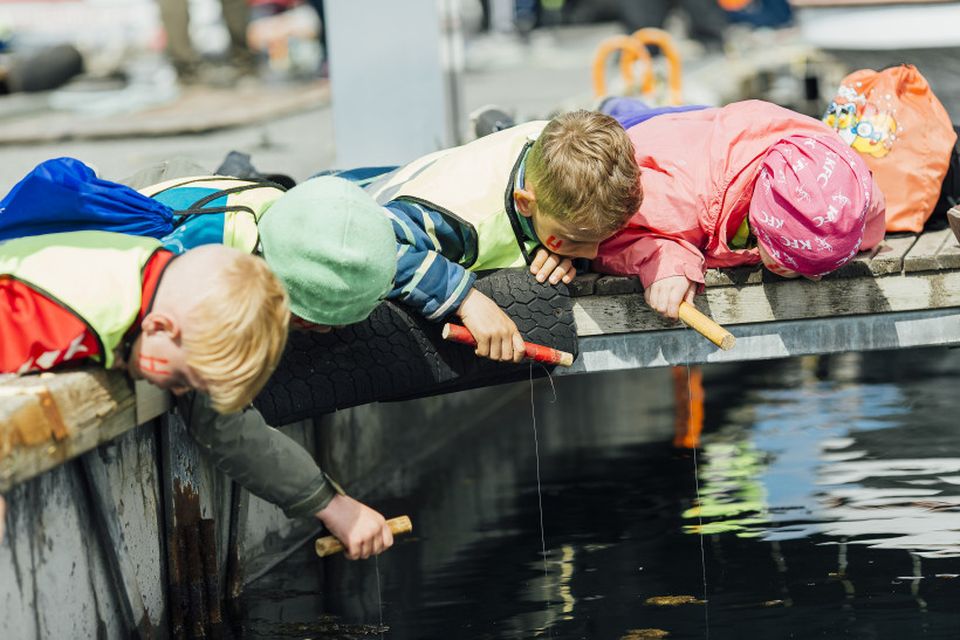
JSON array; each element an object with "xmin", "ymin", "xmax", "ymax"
[
  {"xmin": 529, "ymin": 362, "xmax": 552, "ymax": 636},
  {"xmin": 375, "ymin": 554, "xmax": 385, "ymax": 639},
  {"xmin": 684, "ymin": 360, "xmax": 710, "ymax": 639}
]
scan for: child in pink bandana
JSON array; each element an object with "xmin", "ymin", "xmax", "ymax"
[{"xmin": 595, "ymin": 100, "xmax": 886, "ymax": 319}]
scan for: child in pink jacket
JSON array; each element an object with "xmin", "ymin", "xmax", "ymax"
[{"xmin": 594, "ymin": 100, "xmax": 886, "ymax": 319}]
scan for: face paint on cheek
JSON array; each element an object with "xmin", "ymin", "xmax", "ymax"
[
  {"xmin": 139, "ymin": 355, "xmax": 171, "ymax": 377},
  {"xmin": 545, "ymin": 235, "xmax": 563, "ymax": 251}
]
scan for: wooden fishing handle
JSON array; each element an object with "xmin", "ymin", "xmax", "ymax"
[
  {"xmin": 442, "ymin": 323, "xmax": 575, "ymax": 367},
  {"xmin": 315, "ymin": 515, "xmax": 413, "ymax": 558},
  {"xmin": 678, "ymin": 302, "xmax": 735, "ymax": 351}
]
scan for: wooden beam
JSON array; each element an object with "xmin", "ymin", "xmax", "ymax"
[
  {"xmin": 573, "ymin": 269, "xmax": 960, "ymax": 336},
  {"xmin": 573, "ymin": 241, "xmax": 896, "ymax": 294},
  {"xmin": 867, "ymin": 234, "xmax": 917, "ymax": 275},
  {"xmin": 0, "ymin": 371, "xmax": 169, "ymax": 492},
  {"xmin": 559, "ymin": 307, "xmax": 960, "ymax": 374},
  {"xmin": 904, "ymin": 228, "xmax": 953, "ymax": 273},
  {"xmin": 937, "ymin": 240, "xmax": 960, "ymax": 270}
]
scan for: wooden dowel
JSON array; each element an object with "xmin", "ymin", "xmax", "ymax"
[
  {"xmin": 441, "ymin": 323, "xmax": 575, "ymax": 367},
  {"xmin": 678, "ymin": 302, "xmax": 736, "ymax": 350},
  {"xmin": 315, "ymin": 515, "xmax": 413, "ymax": 558}
]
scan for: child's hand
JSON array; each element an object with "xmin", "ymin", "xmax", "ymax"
[
  {"xmin": 644, "ymin": 275, "xmax": 697, "ymax": 320},
  {"xmin": 530, "ymin": 248, "xmax": 577, "ymax": 285},
  {"xmin": 456, "ymin": 289, "xmax": 526, "ymax": 363},
  {"xmin": 316, "ymin": 494, "xmax": 394, "ymax": 560}
]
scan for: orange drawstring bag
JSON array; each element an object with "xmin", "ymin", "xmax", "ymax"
[{"xmin": 823, "ymin": 64, "xmax": 957, "ymax": 233}]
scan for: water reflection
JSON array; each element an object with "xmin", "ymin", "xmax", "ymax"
[
  {"xmin": 687, "ymin": 351, "xmax": 960, "ymax": 560},
  {"xmin": 241, "ymin": 348, "xmax": 960, "ymax": 639}
]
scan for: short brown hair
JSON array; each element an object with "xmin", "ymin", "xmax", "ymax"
[
  {"xmin": 181, "ymin": 250, "xmax": 290, "ymax": 413},
  {"xmin": 525, "ymin": 110, "xmax": 642, "ymax": 238}
]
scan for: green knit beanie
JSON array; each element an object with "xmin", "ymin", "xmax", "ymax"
[{"xmin": 259, "ymin": 176, "xmax": 396, "ymax": 326}]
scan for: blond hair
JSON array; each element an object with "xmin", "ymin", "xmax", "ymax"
[
  {"xmin": 526, "ymin": 110, "xmax": 642, "ymax": 238},
  {"xmin": 180, "ymin": 251, "xmax": 289, "ymax": 413}
]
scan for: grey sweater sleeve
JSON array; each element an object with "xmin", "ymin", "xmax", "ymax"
[{"xmin": 176, "ymin": 392, "xmax": 337, "ymax": 518}]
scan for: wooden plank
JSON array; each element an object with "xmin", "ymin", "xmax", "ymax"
[
  {"xmin": 0, "ymin": 463, "xmax": 127, "ymax": 638},
  {"xmin": 594, "ymin": 239, "xmax": 909, "ymax": 291},
  {"xmin": 135, "ymin": 380, "xmax": 171, "ymax": 426},
  {"xmin": 705, "ymin": 266, "xmax": 764, "ymax": 288},
  {"xmin": 0, "ymin": 370, "xmax": 137, "ymax": 492},
  {"xmin": 937, "ymin": 239, "xmax": 960, "ymax": 270},
  {"xmin": 561, "ymin": 307, "xmax": 960, "ymax": 373},
  {"xmin": 0, "ymin": 371, "xmax": 170, "ymax": 491},
  {"xmin": 867, "ymin": 234, "xmax": 918, "ymax": 275},
  {"xmin": 567, "ymin": 272, "xmax": 599, "ymax": 297},
  {"xmin": 904, "ymin": 229, "xmax": 952, "ymax": 273},
  {"xmin": 594, "ymin": 275, "xmax": 641, "ymax": 296},
  {"xmin": 573, "ymin": 269, "xmax": 960, "ymax": 336},
  {"xmin": 948, "ymin": 207, "xmax": 960, "ymax": 246},
  {"xmin": 936, "ymin": 222, "xmax": 960, "ymax": 270},
  {"xmin": 80, "ymin": 452, "xmax": 156, "ymax": 638},
  {"xmin": 696, "ymin": 245, "xmax": 886, "ymax": 288}
]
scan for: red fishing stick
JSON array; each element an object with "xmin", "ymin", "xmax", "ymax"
[{"xmin": 441, "ymin": 323, "xmax": 575, "ymax": 367}]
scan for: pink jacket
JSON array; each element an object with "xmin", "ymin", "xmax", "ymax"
[{"xmin": 594, "ymin": 100, "xmax": 886, "ymax": 288}]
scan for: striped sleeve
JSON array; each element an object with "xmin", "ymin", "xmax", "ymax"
[{"xmin": 382, "ymin": 200, "xmax": 476, "ymax": 321}]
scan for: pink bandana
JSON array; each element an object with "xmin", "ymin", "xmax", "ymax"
[{"xmin": 749, "ymin": 133, "xmax": 873, "ymax": 277}]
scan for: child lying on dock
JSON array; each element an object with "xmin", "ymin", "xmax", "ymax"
[
  {"xmin": 143, "ymin": 110, "xmax": 642, "ymax": 363},
  {"xmin": 593, "ymin": 100, "xmax": 887, "ymax": 319},
  {"xmin": 117, "ymin": 110, "xmax": 640, "ymax": 559},
  {"xmin": 362, "ymin": 109, "xmax": 642, "ymax": 362},
  {"xmin": 125, "ymin": 171, "xmax": 400, "ymax": 560},
  {"xmin": 0, "ymin": 230, "xmax": 288, "ymax": 411}
]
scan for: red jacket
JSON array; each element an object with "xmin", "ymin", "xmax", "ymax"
[
  {"xmin": 595, "ymin": 100, "xmax": 886, "ymax": 288},
  {"xmin": 1, "ymin": 250, "xmax": 174, "ymax": 374}
]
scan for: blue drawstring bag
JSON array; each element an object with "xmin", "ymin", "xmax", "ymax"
[{"xmin": 0, "ymin": 157, "xmax": 174, "ymax": 242}]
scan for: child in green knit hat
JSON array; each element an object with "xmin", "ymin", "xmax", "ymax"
[
  {"xmin": 258, "ymin": 176, "xmax": 397, "ymax": 329},
  {"xmin": 128, "ymin": 167, "xmax": 401, "ymax": 561}
]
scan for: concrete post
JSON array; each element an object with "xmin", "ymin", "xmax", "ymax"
[{"xmin": 324, "ymin": 0, "xmax": 463, "ymax": 167}]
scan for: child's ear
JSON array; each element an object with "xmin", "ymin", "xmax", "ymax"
[
  {"xmin": 141, "ymin": 312, "xmax": 180, "ymax": 339},
  {"xmin": 514, "ymin": 187, "xmax": 536, "ymax": 217}
]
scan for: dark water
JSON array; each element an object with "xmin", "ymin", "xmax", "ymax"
[{"xmin": 240, "ymin": 347, "xmax": 960, "ymax": 639}]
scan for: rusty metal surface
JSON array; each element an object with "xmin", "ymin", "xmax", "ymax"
[
  {"xmin": 200, "ymin": 519, "xmax": 226, "ymax": 639},
  {"xmin": 162, "ymin": 412, "xmax": 237, "ymax": 639}
]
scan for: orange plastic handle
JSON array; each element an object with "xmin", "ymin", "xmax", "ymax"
[
  {"xmin": 592, "ymin": 35, "xmax": 655, "ymax": 98},
  {"xmin": 623, "ymin": 28, "xmax": 684, "ymax": 106}
]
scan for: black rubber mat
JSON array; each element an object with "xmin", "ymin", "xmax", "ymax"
[{"xmin": 254, "ymin": 268, "xmax": 578, "ymax": 426}]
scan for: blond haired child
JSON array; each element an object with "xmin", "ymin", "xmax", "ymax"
[
  {"xmin": 365, "ymin": 109, "xmax": 642, "ymax": 361},
  {"xmin": 594, "ymin": 100, "xmax": 886, "ymax": 318},
  {"xmin": 0, "ymin": 230, "xmax": 289, "ymax": 413}
]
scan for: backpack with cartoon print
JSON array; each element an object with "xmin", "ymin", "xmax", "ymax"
[{"xmin": 823, "ymin": 64, "xmax": 957, "ymax": 233}]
